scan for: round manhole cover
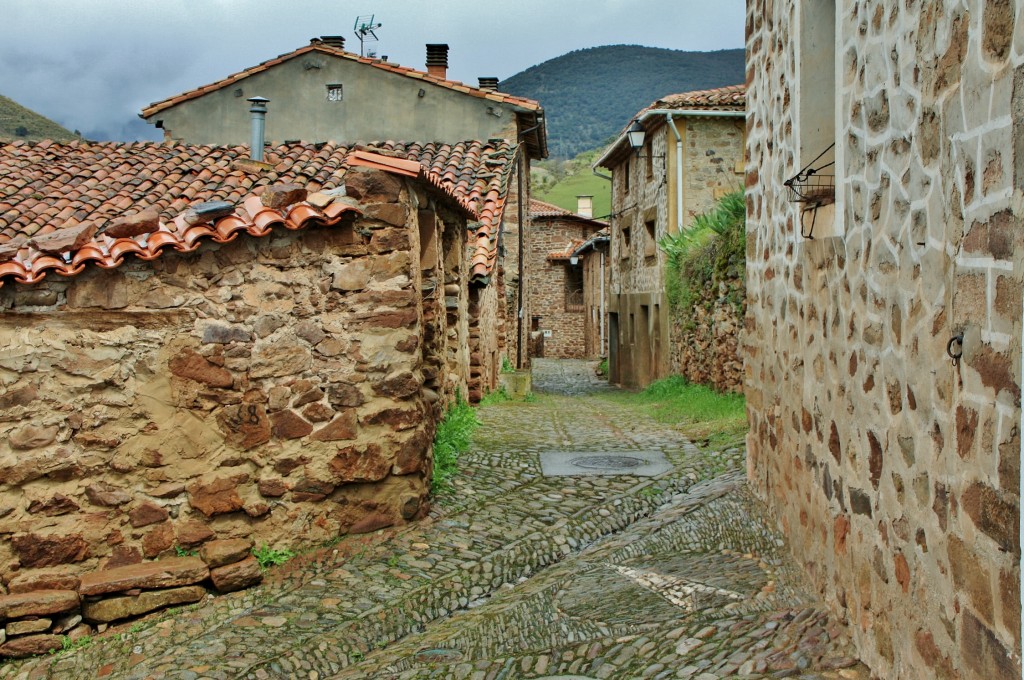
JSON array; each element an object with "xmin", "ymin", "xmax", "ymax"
[{"xmin": 570, "ymin": 455, "xmax": 647, "ymax": 470}]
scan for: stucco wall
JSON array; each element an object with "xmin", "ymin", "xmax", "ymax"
[
  {"xmin": 745, "ymin": 1, "xmax": 1022, "ymax": 678},
  {"xmin": 0, "ymin": 173, "xmax": 467, "ymax": 587},
  {"xmin": 149, "ymin": 53, "xmax": 521, "ymax": 146}
]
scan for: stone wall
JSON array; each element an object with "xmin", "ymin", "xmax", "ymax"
[
  {"xmin": 745, "ymin": 1, "xmax": 1022, "ymax": 678},
  {"xmin": 0, "ymin": 169, "xmax": 467, "ymax": 594},
  {"xmin": 669, "ymin": 276, "xmax": 744, "ymax": 393}
]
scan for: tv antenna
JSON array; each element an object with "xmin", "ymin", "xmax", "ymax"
[{"xmin": 354, "ymin": 14, "xmax": 382, "ymax": 57}]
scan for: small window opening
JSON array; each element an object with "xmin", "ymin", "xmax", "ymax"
[
  {"xmin": 643, "ymin": 219, "xmax": 657, "ymax": 261},
  {"xmin": 326, "ymin": 83, "xmax": 344, "ymax": 102},
  {"xmin": 621, "ymin": 226, "xmax": 631, "ymax": 259}
]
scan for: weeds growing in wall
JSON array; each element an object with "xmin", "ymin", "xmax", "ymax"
[
  {"xmin": 431, "ymin": 393, "xmax": 480, "ymax": 495},
  {"xmin": 659, "ymin": 190, "xmax": 746, "ymax": 329}
]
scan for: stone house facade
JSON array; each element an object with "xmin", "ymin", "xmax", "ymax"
[
  {"xmin": 0, "ymin": 139, "xmax": 516, "ymax": 593},
  {"xmin": 595, "ymin": 86, "xmax": 745, "ymax": 389},
  {"xmin": 526, "ymin": 200, "xmax": 607, "ymax": 359},
  {"xmin": 141, "ymin": 37, "xmax": 546, "ymax": 376},
  {"xmin": 745, "ymin": 1, "xmax": 1021, "ymax": 678},
  {"xmin": 573, "ymin": 229, "xmax": 612, "ymax": 360}
]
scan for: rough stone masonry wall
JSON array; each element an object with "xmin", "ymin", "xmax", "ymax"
[
  {"xmin": 527, "ymin": 217, "xmax": 600, "ymax": 359},
  {"xmin": 0, "ymin": 170, "xmax": 452, "ymax": 593},
  {"xmin": 669, "ymin": 274, "xmax": 745, "ymax": 394},
  {"xmin": 745, "ymin": 1, "xmax": 1022, "ymax": 679}
]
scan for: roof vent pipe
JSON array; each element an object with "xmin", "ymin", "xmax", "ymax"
[
  {"xmin": 319, "ymin": 35, "xmax": 346, "ymax": 50},
  {"xmin": 425, "ymin": 44, "xmax": 449, "ymax": 79},
  {"xmin": 478, "ymin": 77, "xmax": 499, "ymax": 91},
  {"xmin": 247, "ymin": 96, "xmax": 269, "ymax": 162}
]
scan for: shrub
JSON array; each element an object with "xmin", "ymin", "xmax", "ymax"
[
  {"xmin": 252, "ymin": 544, "xmax": 295, "ymax": 570},
  {"xmin": 659, "ymin": 190, "xmax": 746, "ymax": 326},
  {"xmin": 431, "ymin": 394, "xmax": 479, "ymax": 494}
]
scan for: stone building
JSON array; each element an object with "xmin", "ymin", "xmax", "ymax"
[
  {"xmin": 0, "ymin": 138, "xmax": 517, "ymax": 591},
  {"xmin": 526, "ymin": 199, "xmax": 607, "ymax": 359},
  {"xmin": 140, "ymin": 37, "xmax": 546, "ymax": 372},
  {"xmin": 571, "ymin": 229, "xmax": 612, "ymax": 360},
  {"xmin": 595, "ymin": 86, "xmax": 745, "ymax": 389},
  {"xmin": 745, "ymin": 1, "xmax": 1021, "ymax": 678}
]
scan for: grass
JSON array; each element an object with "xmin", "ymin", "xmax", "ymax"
[
  {"xmin": 537, "ymin": 171, "xmax": 611, "ymax": 219},
  {"xmin": 252, "ymin": 544, "xmax": 296, "ymax": 570},
  {"xmin": 478, "ymin": 386, "xmax": 512, "ymax": 406},
  {"xmin": 603, "ymin": 376, "xmax": 748, "ymax": 450},
  {"xmin": 501, "ymin": 356, "xmax": 515, "ymax": 373},
  {"xmin": 431, "ymin": 395, "xmax": 480, "ymax": 495}
]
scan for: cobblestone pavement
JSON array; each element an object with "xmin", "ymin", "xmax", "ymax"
[{"xmin": 1, "ymin": 360, "xmax": 873, "ymax": 680}]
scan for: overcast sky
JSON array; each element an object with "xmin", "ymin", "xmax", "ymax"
[{"xmin": 0, "ymin": 1, "xmax": 745, "ymax": 141}]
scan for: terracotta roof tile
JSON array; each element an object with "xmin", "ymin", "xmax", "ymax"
[
  {"xmin": 141, "ymin": 44, "xmax": 541, "ymax": 119},
  {"xmin": 547, "ymin": 240, "xmax": 586, "ymax": 261},
  {"xmin": 653, "ymin": 84, "xmax": 746, "ymax": 111},
  {"xmin": 529, "ymin": 199, "xmax": 608, "ymax": 226},
  {"xmin": 0, "ymin": 138, "xmax": 517, "ymax": 287}
]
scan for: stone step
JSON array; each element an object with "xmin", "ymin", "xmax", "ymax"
[{"xmin": 78, "ymin": 557, "xmax": 209, "ymax": 597}]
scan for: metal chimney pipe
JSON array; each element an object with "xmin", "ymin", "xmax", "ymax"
[{"xmin": 247, "ymin": 96, "xmax": 269, "ymax": 162}]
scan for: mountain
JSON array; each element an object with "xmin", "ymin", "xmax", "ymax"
[
  {"xmin": 501, "ymin": 45, "xmax": 745, "ymax": 159},
  {"xmin": 0, "ymin": 94, "xmax": 78, "ymax": 143}
]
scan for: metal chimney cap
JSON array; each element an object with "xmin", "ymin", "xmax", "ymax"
[{"xmin": 247, "ymin": 96, "xmax": 270, "ymax": 104}]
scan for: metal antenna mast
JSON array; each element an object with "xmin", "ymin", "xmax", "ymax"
[{"xmin": 354, "ymin": 15, "xmax": 383, "ymax": 57}]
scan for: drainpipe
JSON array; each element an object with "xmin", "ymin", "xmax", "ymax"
[
  {"xmin": 600, "ymin": 251, "xmax": 606, "ymax": 355},
  {"xmin": 516, "ymin": 160, "xmax": 525, "ymax": 369},
  {"xmin": 666, "ymin": 114, "xmax": 684, "ymax": 234},
  {"xmin": 247, "ymin": 96, "xmax": 269, "ymax": 162}
]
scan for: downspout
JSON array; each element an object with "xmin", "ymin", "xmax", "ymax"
[
  {"xmin": 600, "ymin": 251, "xmax": 606, "ymax": 355},
  {"xmin": 666, "ymin": 113, "xmax": 683, "ymax": 234},
  {"xmin": 516, "ymin": 159, "xmax": 525, "ymax": 369}
]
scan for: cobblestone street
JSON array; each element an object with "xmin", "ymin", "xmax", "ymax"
[{"xmin": 1, "ymin": 360, "xmax": 872, "ymax": 680}]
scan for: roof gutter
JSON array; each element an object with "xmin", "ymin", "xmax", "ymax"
[
  {"xmin": 593, "ymin": 108, "xmax": 743, "ymax": 233},
  {"xmin": 593, "ymin": 108, "xmax": 743, "ymax": 169}
]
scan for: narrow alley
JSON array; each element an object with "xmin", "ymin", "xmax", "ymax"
[{"xmin": 1, "ymin": 361, "xmax": 871, "ymax": 680}]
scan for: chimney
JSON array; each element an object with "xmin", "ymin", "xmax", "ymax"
[
  {"xmin": 576, "ymin": 195, "xmax": 593, "ymax": 218},
  {"xmin": 425, "ymin": 44, "xmax": 449, "ymax": 79},
  {"xmin": 478, "ymin": 77, "xmax": 499, "ymax": 91},
  {"xmin": 318, "ymin": 35, "xmax": 346, "ymax": 51},
  {"xmin": 247, "ymin": 96, "xmax": 269, "ymax": 162}
]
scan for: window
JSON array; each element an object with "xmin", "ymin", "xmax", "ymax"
[
  {"xmin": 620, "ymin": 226, "xmax": 631, "ymax": 259},
  {"xmin": 643, "ymin": 219, "xmax": 657, "ymax": 261},
  {"xmin": 794, "ymin": 0, "xmax": 841, "ymax": 238},
  {"xmin": 645, "ymin": 140, "xmax": 653, "ymax": 179},
  {"xmin": 326, "ymin": 83, "xmax": 344, "ymax": 101}
]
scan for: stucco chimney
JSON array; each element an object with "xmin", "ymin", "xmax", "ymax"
[
  {"xmin": 576, "ymin": 195, "xmax": 594, "ymax": 218},
  {"xmin": 426, "ymin": 44, "xmax": 449, "ymax": 79},
  {"xmin": 318, "ymin": 35, "xmax": 346, "ymax": 50},
  {"xmin": 478, "ymin": 77, "xmax": 499, "ymax": 91},
  {"xmin": 247, "ymin": 97, "xmax": 269, "ymax": 162}
]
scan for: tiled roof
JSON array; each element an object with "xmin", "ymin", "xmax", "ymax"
[
  {"xmin": 547, "ymin": 239, "xmax": 586, "ymax": 261},
  {"xmin": 572, "ymin": 228, "xmax": 610, "ymax": 258},
  {"xmin": 141, "ymin": 44, "xmax": 541, "ymax": 118},
  {"xmin": 0, "ymin": 138, "xmax": 517, "ymax": 287},
  {"xmin": 529, "ymin": 199, "xmax": 608, "ymax": 226},
  {"xmin": 652, "ymin": 84, "xmax": 746, "ymax": 111}
]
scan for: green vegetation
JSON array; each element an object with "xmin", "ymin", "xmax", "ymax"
[
  {"xmin": 500, "ymin": 356, "xmax": 515, "ymax": 374},
  {"xmin": 659, "ymin": 190, "xmax": 746, "ymax": 328},
  {"xmin": 52, "ymin": 634, "xmax": 93, "ymax": 655},
  {"xmin": 502, "ymin": 45, "xmax": 745, "ymax": 159},
  {"xmin": 602, "ymin": 376, "xmax": 747, "ymax": 450},
  {"xmin": 479, "ymin": 386, "xmax": 512, "ymax": 406},
  {"xmin": 0, "ymin": 93, "xmax": 78, "ymax": 143},
  {"xmin": 431, "ymin": 394, "xmax": 480, "ymax": 494},
  {"xmin": 596, "ymin": 358, "xmax": 609, "ymax": 377},
  {"xmin": 533, "ymin": 146, "xmax": 611, "ymax": 218},
  {"xmin": 252, "ymin": 544, "xmax": 296, "ymax": 570},
  {"xmin": 174, "ymin": 545, "xmax": 197, "ymax": 557}
]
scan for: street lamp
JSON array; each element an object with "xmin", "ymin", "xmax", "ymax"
[{"xmin": 627, "ymin": 120, "xmax": 645, "ymax": 153}]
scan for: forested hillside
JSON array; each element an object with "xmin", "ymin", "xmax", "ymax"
[
  {"xmin": 0, "ymin": 94, "xmax": 78, "ymax": 142},
  {"xmin": 502, "ymin": 45, "xmax": 744, "ymax": 158}
]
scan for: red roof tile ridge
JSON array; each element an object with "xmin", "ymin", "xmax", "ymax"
[{"xmin": 141, "ymin": 44, "xmax": 540, "ymax": 118}]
